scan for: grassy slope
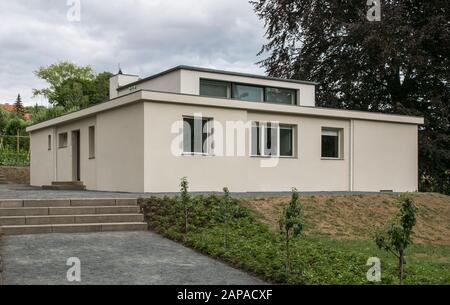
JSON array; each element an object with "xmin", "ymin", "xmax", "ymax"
[
  {"xmin": 241, "ymin": 193, "xmax": 450, "ymax": 245},
  {"xmin": 242, "ymin": 193, "xmax": 450, "ymax": 284},
  {"xmin": 140, "ymin": 193, "xmax": 450, "ymax": 284}
]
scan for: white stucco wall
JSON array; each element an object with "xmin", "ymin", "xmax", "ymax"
[
  {"xmin": 352, "ymin": 120, "xmax": 419, "ymax": 192},
  {"xmin": 30, "ymin": 128, "xmax": 54, "ymax": 186},
  {"xmin": 142, "ymin": 103, "xmax": 351, "ymax": 193},
  {"xmin": 116, "ymin": 68, "xmax": 316, "ymax": 107},
  {"xmin": 29, "ymin": 103, "xmax": 145, "ymax": 192},
  {"xmin": 95, "ymin": 103, "xmax": 145, "ymax": 192},
  {"xmin": 28, "ymin": 92, "xmax": 421, "ymax": 193},
  {"xmin": 117, "ymin": 70, "xmax": 182, "ymax": 98},
  {"xmin": 30, "ymin": 116, "xmax": 97, "ymax": 188}
]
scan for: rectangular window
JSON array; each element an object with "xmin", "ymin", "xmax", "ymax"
[
  {"xmin": 280, "ymin": 126, "xmax": 294, "ymax": 156},
  {"xmin": 58, "ymin": 132, "xmax": 68, "ymax": 148},
  {"xmin": 48, "ymin": 135, "xmax": 52, "ymax": 151},
  {"xmin": 200, "ymin": 80, "xmax": 230, "ymax": 98},
  {"xmin": 183, "ymin": 117, "xmax": 212, "ymax": 154},
  {"xmin": 251, "ymin": 122, "xmax": 295, "ymax": 157},
  {"xmin": 265, "ymin": 87, "xmax": 296, "ymax": 105},
  {"xmin": 89, "ymin": 126, "xmax": 95, "ymax": 159},
  {"xmin": 321, "ymin": 128, "xmax": 341, "ymax": 159},
  {"xmin": 232, "ymin": 84, "xmax": 264, "ymax": 102}
]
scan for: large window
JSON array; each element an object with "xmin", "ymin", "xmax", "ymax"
[
  {"xmin": 200, "ymin": 79, "xmax": 297, "ymax": 105},
  {"xmin": 200, "ymin": 80, "xmax": 230, "ymax": 98},
  {"xmin": 321, "ymin": 128, "xmax": 341, "ymax": 159},
  {"xmin": 232, "ymin": 84, "xmax": 264, "ymax": 102},
  {"xmin": 183, "ymin": 117, "xmax": 212, "ymax": 154},
  {"xmin": 252, "ymin": 122, "xmax": 295, "ymax": 157},
  {"xmin": 266, "ymin": 87, "xmax": 296, "ymax": 105},
  {"xmin": 89, "ymin": 126, "xmax": 95, "ymax": 159}
]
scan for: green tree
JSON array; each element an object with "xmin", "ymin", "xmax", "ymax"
[
  {"xmin": 375, "ymin": 194, "xmax": 418, "ymax": 285},
  {"xmin": 91, "ymin": 72, "xmax": 114, "ymax": 105},
  {"xmin": 221, "ymin": 187, "xmax": 233, "ymax": 251},
  {"xmin": 14, "ymin": 94, "xmax": 25, "ymax": 117},
  {"xmin": 180, "ymin": 177, "xmax": 191, "ymax": 234},
  {"xmin": 33, "ymin": 61, "xmax": 94, "ymax": 104},
  {"xmin": 279, "ymin": 188, "xmax": 304, "ymax": 277},
  {"xmin": 30, "ymin": 106, "xmax": 67, "ymax": 124},
  {"xmin": 252, "ymin": 0, "xmax": 450, "ymax": 194},
  {"xmin": 0, "ymin": 108, "xmax": 10, "ymax": 135},
  {"xmin": 5, "ymin": 117, "xmax": 27, "ymax": 136}
]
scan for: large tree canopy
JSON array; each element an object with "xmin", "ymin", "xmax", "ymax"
[
  {"xmin": 252, "ymin": 0, "xmax": 450, "ymax": 194},
  {"xmin": 33, "ymin": 61, "xmax": 112, "ymax": 109}
]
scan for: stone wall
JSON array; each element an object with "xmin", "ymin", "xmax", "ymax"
[{"xmin": 0, "ymin": 166, "xmax": 30, "ymax": 184}]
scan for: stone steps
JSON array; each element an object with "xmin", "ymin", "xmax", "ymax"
[
  {"xmin": 0, "ymin": 213, "xmax": 144, "ymax": 226},
  {"xmin": 0, "ymin": 198, "xmax": 147, "ymax": 235},
  {"xmin": 2, "ymin": 222, "xmax": 148, "ymax": 235},
  {"xmin": 42, "ymin": 181, "xmax": 87, "ymax": 191}
]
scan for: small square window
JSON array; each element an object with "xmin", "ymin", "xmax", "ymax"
[
  {"xmin": 321, "ymin": 128, "xmax": 342, "ymax": 159},
  {"xmin": 58, "ymin": 133, "xmax": 68, "ymax": 148}
]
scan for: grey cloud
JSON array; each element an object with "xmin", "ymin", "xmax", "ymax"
[{"xmin": 0, "ymin": 0, "xmax": 266, "ymax": 106}]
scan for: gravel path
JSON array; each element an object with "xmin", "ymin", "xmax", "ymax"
[{"xmin": 0, "ymin": 231, "xmax": 264, "ymax": 285}]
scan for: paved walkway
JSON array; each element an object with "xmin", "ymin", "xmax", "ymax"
[
  {"xmin": 0, "ymin": 184, "xmax": 384, "ymax": 200},
  {"xmin": 0, "ymin": 231, "xmax": 264, "ymax": 285}
]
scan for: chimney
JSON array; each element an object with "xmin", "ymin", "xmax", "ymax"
[{"xmin": 109, "ymin": 70, "xmax": 139, "ymax": 100}]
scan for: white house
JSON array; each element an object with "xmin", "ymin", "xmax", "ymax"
[{"xmin": 26, "ymin": 65, "xmax": 424, "ymax": 193}]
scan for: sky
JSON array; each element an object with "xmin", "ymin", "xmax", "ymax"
[{"xmin": 0, "ymin": 0, "xmax": 267, "ymax": 106}]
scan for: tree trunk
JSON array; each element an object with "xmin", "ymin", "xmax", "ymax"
[
  {"xmin": 184, "ymin": 205, "xmax": 188, "ymax": 234},
  {"xmin": 285, "ymin": 231, "xmax": 290, "ymax": 277},
  {"xmin": 399, "ymin": 250, "xmax": 404, "ymax": 285}
]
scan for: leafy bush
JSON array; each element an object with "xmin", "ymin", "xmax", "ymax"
[
  {"xmin": 0, "ymin": 149, "xmax": 29, "ymax": 166},
  {"xmin": 139, "ymin": 195, "xmax": 369, "ymax": 284}
]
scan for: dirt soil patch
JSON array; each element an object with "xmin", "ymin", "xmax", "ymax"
[{"xmin": 241, "ymin": 193, "xmax": 450, "ymax": 245}]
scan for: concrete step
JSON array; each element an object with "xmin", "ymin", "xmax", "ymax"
[
  {"xmin": 52, "ymin": 181, "xmax": 85, "ymax": 186},
  {"xmin": 0, "ymin": 214, "xmax": 144, "ymax": 226},
  {"xmin": 42, "ymin": 185, "xmax": 86, "ymax": 191},
  {"xmin": 2, "ymin": 222, "xmax": 148, "ymax": 235},
  {"xmin": 0, "ymin": 205, "xmax": 140, "ymax": 217},
  {"xmin": 0, "ymin": 198, "xmax": 137, "ymax": 208}
]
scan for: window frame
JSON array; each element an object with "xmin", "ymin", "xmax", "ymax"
[
  {"xmin": 88, "ymin": 126, "xmax": 96, "ymax": 159},
  {"xmin": 251, "ymin": 122, "xmax": 296, "ymax": 158},
  {"xmin": 265, "ymin": 86, "xmax": 297, "ymax": 105},
  {"xmin": 182, "ymin": 116, "xmax": 214, "ymax": 156},
  {"xmin": 58, "ymin": 132, "xmax": 68, "ymax": 149},
  {"xmin": 321, "ymin": 127, "xmax": 343, "ymax": 160},
  {"xmin": 199, "ymin": 78, "xmax": 298, "ymax": 106},
  {"xmin": 231, "ymin": 83, "xmax": 265, "ymax": 103},
  {"xmin": 48, "ymin": 135, "xmax": 52, "ymax": 151},
  {"xmin": 199, "ymin": 79, "xmax": 231, "ymax": 98}
]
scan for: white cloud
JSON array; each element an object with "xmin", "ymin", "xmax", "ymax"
[{"xmin": 0, "ymin": 0, "xmax": 266, "ymax": 106}]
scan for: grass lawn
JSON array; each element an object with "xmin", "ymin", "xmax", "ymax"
[
  {"xmin": 139, "ymin": 192, "xmax": 450, "ymax": 285},
  {"xmin": 305, "ymin": 236, "xmax": 450, "ymax": 284}
]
